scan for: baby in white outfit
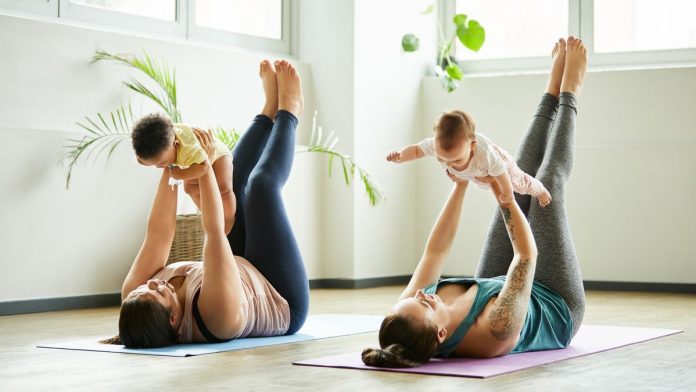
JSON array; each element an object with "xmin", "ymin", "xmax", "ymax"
[{"xmin": 387, "ymin": 110, "xmax": 551, "ymax": 206}]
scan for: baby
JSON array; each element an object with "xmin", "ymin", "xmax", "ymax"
[
  {"xmin": 131, "ymin": 113, "xmax": 236, "ymax": 233},
  {"xmin": 387, "ymin": 110, "xmax": 551, "ymax": 206}
]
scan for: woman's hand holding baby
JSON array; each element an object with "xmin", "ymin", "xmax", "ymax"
[{"xmin": 192, "ymin": 127, "xmax": 216, "ymax": 159}]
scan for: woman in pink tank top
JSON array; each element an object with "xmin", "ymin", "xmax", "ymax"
[{"xmin": 105, "ymin": 60, "xmax": 309, "ymax": 348}]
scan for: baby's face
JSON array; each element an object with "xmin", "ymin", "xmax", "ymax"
[
  {"xmin": 137, "ymin": 141, "xmax": 177, "ymax": 168},
  {"xmin": 434, "ymin": 137, "xmax": 476, "ymax": 171}
]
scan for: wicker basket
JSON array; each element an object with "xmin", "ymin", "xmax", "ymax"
[{"xmin": 167, "ymin": 213, "xmax": 204, "ymax": 264}]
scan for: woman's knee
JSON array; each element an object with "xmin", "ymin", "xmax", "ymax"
[{"xmin": 246, "ymin": 170, "xmax": 279, "ymax": 196}]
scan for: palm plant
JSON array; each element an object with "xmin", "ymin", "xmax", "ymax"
[
  {"xmin": 63, "ymin": 49, "xmax": 385, "ymax": 206},
  {"xmin": 299, "ymin": 112, "xmax": 385, "ymax": 206}
]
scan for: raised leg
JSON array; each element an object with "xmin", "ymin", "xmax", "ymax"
[
  {"xmin": 227, "ymin": 60, "xmax": 278, "ymax": 256},
  {"xmin": 243, "ymin": 60, "xmax": 309, "ymax": 334},
  {"xmin": 526, "ymin": 36, "xmax": 588, "ymax": 336},
  {"xmin": 476, "ymin": 38, "xmax": 566, "ymax": 279}
]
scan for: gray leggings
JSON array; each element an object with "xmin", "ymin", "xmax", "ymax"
[{"xmin": 475, "ymin": 92, "xmax": 585, "ymax": 337}]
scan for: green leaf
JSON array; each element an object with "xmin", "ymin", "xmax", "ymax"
[
  {"xmin": 445, "ymin": 64, "xmax": 463, "ymax": 80},
  {"xmin": 421, "ymin": 4, "xmax": 435, "ymax": 15},
  {"xmin": 93, "ymin": 49, "xmax": 181, "ymax": 121},
  {"xmin": 453, "ymin": 14, "xmax": 468, "ymax": 27},
  {"xmin": 402, "ymin": 34, "xmax": 420, "ymax": 52},
  {"xmin": 63, "ymin": 104, "xmax": 133, "ymax": 189},
  {"xmin": 439, "ymin": 74, "xmax": 459, "ymax": 93},
  {"xmin": 457, "ymin": 19, "xmax": 486, "ymax": 52},
  {"xmin": 215, "ymin": 127, "xmax": 240, "ymax": 151},
  {"xmin": 328, "ymin": 154, "xmax": 334, "ymax": 177}
]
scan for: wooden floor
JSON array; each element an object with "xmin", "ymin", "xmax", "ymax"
[{"xmin": 1, "ymin": 287, "xmax": 694, "ymax": 391}]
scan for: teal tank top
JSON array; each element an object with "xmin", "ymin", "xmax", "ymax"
[{"xmin": 423, "ymin": 276, "xmax": 573, "ymax": 356}]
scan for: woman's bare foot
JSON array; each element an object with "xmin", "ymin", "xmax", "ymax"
[
  {"xmin": 275, "ymin": 60, "xmax": 304, "ymax": 117},
  {"xmin": 545, "ymin": 38, "xmax": 566, "ymax": 97},
  {"xmin": 560, "ymin": 36, "xmax": 588, "ymax": 95},
  {"xmin": 259, "ymin": 60, "xmax": 278, "ymax": 119},
  {"xmin": 537, "ymin": 188, "xmax": 552, "ymax": 207}
]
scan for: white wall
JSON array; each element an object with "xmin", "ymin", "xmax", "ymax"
[
  {"xmin": 297, "ymin": 0, "xmax": 356, "ymax": 279},
  {"xmin": 352, "ymin": 0, "xmax": 435, "ymax": 279},
  {"xmin": 0, "ymin": 14, "xmax": 321, "ymax": 301},
  {"xmin": 297, "ymin": 0, "xmax": 436, "ymax": 280},
  {"xmin": 419, "ymin": 67, "xmax": 696, "ymax": 284}
]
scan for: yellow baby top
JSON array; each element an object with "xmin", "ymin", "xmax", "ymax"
[{"xmin": 173, "ymin": 123, "xmax": 231, "ymax": 168}]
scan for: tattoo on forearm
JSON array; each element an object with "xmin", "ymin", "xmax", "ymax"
[
  {"xmin": 501, "ymin": 206, "xmax": 511, "ymax": 222},
  {"xmin": 488, "ymin": 259, "xmax": 531, "ymax": 340},
  {"xmin": 500, "ymin": 206, "xmax": 516, "ymax": 241}
]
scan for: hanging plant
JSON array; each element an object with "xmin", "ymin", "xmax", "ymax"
[{"xmin": 402, "ymin": 3, "xmax": 486, "ymax": 92}]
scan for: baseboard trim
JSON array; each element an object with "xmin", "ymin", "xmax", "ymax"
[
  {"xmin": 0, "ymin": 293, "xmax": 121, "ymax": 316},
  {"xmin": 583, "ymin": 280, "xmax": 696, "ymax": 294},
  {"xmin": 1, "ymin": 279, "xmax": 694, "ymax": 315},
  {"xmin": 309, "ymin": 276, "xmax": 411, "ymax": 289}
]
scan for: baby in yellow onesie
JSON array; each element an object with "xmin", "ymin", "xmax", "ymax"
[{"xmin": 131, "ymin": 113, "xmax": 235, "ymax": 234}]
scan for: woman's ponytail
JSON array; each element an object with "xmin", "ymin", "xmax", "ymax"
[
  {"xmin": 362, "ymin": 313, "xmax": 440, "ymax": 368},
  {"xmin": 361, "ymin": 344, "xmax": 424, "ymax": 368}
]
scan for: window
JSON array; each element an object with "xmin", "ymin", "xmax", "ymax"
[
  {"xmin": 446, "ymin": 0, "xmax": 696, "ymax": 72},
  {"xmin": 189, "ymin": 0, "xmax": 291, "ymax": 54},
  {"xmin": 454, "ymin": 0, "xmax": 568, "ymax": 60},
  {"xmin": 195, "ymin": 0, "xmax": 282, "ymax": 39},
  {"xmin": 593, "ymin": 0, "xmax": 696, "ymax": 53},
  {"xmin": 59, "ymin": 0, "xmax": 184, "ymax": 37},
  {"xmin": 68, "ymin": 0, "xmax": 176, "ymax": 21},
  {"xmin": 0, "ymin": 0, "xmax": 292, "ymax": 54},
  {"xmin": 0, "ymin": 0, "xmax": 58, "ymax": 16}
]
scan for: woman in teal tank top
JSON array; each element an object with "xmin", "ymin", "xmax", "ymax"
[{"xmin": 363, "ymin": 37, "xmax": 587, "ymax": 368}]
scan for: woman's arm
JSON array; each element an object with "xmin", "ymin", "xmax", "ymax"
[
  {"xmin": 484, "ymin": 183, "xmax": 538, "ymax": 341},
  {"xmin": 399, "ymin": 181, "xmax": 469, "ymax": 300},
  {"xmin": 194, "ymin": 131, "xmax": 247, "ymax": 337},
  {"xmin": 121, "ymin": 169, "xmax": 178, "ymax": 300},
  {"xmin": 492, "ymin": 171, "xmax": 515, "ymax": 205}
]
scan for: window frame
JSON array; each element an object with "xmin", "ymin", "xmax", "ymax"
[
  {"xmin": 444, "ymin": 0, "xmax": 696, "ymax": 74},
  {"xmin": 0, "ymin": 0, "xmax": 294, "ymax": 55}
]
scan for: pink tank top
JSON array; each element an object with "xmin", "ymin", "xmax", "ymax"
[{"xmin": 152, "ymin": 259, "xmax": 291, "ymax": 343}]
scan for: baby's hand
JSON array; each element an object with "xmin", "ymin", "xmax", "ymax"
[{"xmin": 386, "ymin": 150, "xmax": 402, "ymax": 163}]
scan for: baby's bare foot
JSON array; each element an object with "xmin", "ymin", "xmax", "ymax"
[
  {"xmin": 537, "ymin": 189, "xmax": 552, "ymax": 207},
  {"xmin": 560, "ymin": 36, "xmax": 588, "ymax": 95},
  {"xmin": 545, "ymin": 38, "xmax": 566, "ymax": 97},
  {"xmin": 275, "ymin": 60, "xmax": 304, "ymax": 117},
  {"xmin": 259, "ymin": 60, "xmax": 278, "ymax": 119}
]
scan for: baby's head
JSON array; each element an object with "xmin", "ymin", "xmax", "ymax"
[
  {"xmin": 131, "ymin": 113, "xmax": 177, "ymax": 168},
  {"xmin": 433, "ymin": 110, "xmax": 476, "ymax": 169}
]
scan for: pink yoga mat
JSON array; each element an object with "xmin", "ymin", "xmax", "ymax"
[{"xmin": 293, "ymin": 325, "xmax": 682, "ymax": 378}]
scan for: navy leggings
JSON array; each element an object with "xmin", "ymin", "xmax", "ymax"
[{"xmin": 226, "ymin": 110, "xmax": 309, "ymax": 335}]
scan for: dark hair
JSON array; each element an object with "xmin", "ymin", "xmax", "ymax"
[
  {"xmin": 361, "ymin": 313, "xmax": 440, "ymax": 368},
  {"xmin": 116, "ymin": 296, "xmax": 178, "ymax": 348},
  {"xmin": 131, "ymin": 113, "xmax": 174, "ymax": 159},
  {"xmin": 433, "ymin": 109, "xmax": 476, "ymax": 151}
]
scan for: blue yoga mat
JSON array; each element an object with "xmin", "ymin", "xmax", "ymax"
[{"xmin": 37, "ymin": 314, "xmax": 383, "ymax": 357}]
